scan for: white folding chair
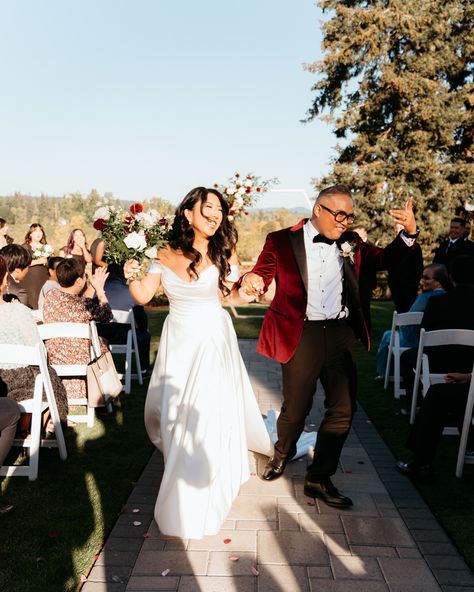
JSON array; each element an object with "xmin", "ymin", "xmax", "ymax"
[
  {"xmin": 0, "ymin": 342, "xmax": 67, "ymax": 481},
  {"xmin": 108, "ymin": 309, "xmax": 143, "ymax": 394},
  {"xmin": 38, "ymin": 321, "xmax": 102, "ymax": 428},
  {"xmin": 410, "ymin": 328, "xmax": 474, "ymax": 425},
  {"xmin": 456, "ymin": 362, "xmax": 474, "ymax": 478},
  {"xmin": 384, "ymin": 311, "xmax": 424, "ymax": 399}
]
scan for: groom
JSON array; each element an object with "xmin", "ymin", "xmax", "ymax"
[{"xmin": 242, "ymin": 185, "xmax": 419, "ymax": 507}]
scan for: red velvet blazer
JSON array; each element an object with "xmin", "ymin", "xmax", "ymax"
[{"xmin": 251, "ymin": 219, "xmax": 417, "ymax": 364}]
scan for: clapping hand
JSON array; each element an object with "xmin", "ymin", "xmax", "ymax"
[
  {"xmin": 89, "ymin": 266, "xmax": 109, "ymax": 295},
  {"xmin": 445, "ymin": 373, "xmax": 471, "ymax": 384},
  {"xmin": 389, "ymin": 197, "xmax": 417, "ymax": 235}
]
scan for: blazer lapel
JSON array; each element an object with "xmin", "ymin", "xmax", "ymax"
[
  {"xmin": 342, "ymin": 256, "xmax": 361, "ymax": 310},
  {"xmin": 289, "ymin": 227, "xmax": 308, "ymax": 293}
]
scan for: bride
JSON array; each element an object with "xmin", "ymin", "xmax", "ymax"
[{"xmin": 124, "ymin": 187, "xmax": 273, "ymax": 539}]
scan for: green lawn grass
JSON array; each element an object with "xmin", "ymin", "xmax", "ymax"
[{"xmin": 1, "ymin": 301, "xmax": 472, "ymax": 591}]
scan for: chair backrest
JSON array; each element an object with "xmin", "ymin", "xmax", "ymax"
[
  {"xmin": 410, "ymin": 328, "xmax": 474, "ymax": 424},
  {"xmin": 393, "ymin": 311, "xmax": 424, "ymax": 329},
  {"xmin": 38, "ymin": 322, "xmax": 101, "ymax": 360},
  {"xmin": 419, "ymin": 328, "xmax": 474, "ymax": 350},
  {"xmin": 111, "ymin": 309, "xmax": 133, "ymax": 325}
]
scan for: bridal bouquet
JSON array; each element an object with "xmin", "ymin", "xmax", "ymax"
[
  {"xmin": 93, "ymin": 202, "xmax": 174, "ymax": 265},
  {"xmin": 215, "ymin": 172, "xmax": 278, "ymax": 220},
  {"xmin": 32, "ymin": 244, "xmax": 54, "ymax": 259}
]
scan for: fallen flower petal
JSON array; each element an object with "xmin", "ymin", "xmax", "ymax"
[
  {"xmin": 143, "ymin": 532, "xmax": 152, "ymax": 539},
  {"xmin": 251, "ymin": 567, "xmax": 260, "ymax": 576},
  {"xmin": 250, "ymin": 472, "xmax": 257, "ymax": 476},
  {"xmin": 80, "ymin": 575, "xmax": 88, "ymax": 583},
  {"xmin": 229, "ymin": 556, "xmax": 240, "ymax": 561},
  {"xmin": 133, "ymin": 521, "xmax": 142, "ymax": 526},
  {"xmin": 132, "ymin": 508, "xmax": 140, "ymax": 513},
  {"xmin": 161, "ymin": 569, "xmax": 170, "ymax": 576},
  {"xmin": 306, "ymin": 500, "xmax": 315, "ymax": 506},
  {"xmin": 223, "ymin": 538, "xmax": 232, "ymax": 544}
]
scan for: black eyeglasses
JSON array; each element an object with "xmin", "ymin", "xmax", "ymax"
[{"xmin": 319, "ymin": 203, "xmax": 355, "ymax": 225}]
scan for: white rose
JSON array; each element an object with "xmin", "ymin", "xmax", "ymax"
[
  {"xmin": 226, "ymin": 186, "xmax": 236, "ymax": 196},
  {"xmin": 44, "ymin": 244, "xmax": 53, "ymax": 256},
  {"xmin": 144, "ymin": 246, "xmax": 158, "ymax": 259},
  {"xmin": 244, "ymin": 178, "xmax": 253, "ymax": 188},
  {"xmin": 93, "ymin": 206, "xmax": 111, "ymax": 221},
  {"xmin": 237, "ymin": 186, "xmax": 246, "ymax": 195},
  {"xmin": 124, "ymin": 231, "xmax": 147, "ymax": 251},
  {"xmin": 233, "ymin": 196, "xmax": 244, "ymax": 208},
  {"xmin": 33, "ymin": 249, "xmax": 42, "ymax": 257}
]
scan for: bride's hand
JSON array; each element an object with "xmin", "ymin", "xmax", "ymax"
[{"xmin": 124, "ymin": 259, "xmax": 142, "ymax": 281}]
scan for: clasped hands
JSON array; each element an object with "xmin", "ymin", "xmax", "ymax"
[{"xmin": 240, "ymin": 272, "xmax": 265, "ymax": 300}]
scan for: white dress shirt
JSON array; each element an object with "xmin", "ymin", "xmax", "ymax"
[{"xmin": 303, "ymin": 220, "xmax": 347, "ymax": 320}]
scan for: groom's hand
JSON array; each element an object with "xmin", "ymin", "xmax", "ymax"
[
  {"xmin": 389, "ymin": 197, "xmax": 417, "ymax": 235},
  {"xmin": 241, "ymin": 272, "xmax": 265, "ymax": 297}
]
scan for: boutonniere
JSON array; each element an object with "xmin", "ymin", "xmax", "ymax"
[{"xmin": 338, "ymin": 241, "xmax": 357, "ymax": 263}]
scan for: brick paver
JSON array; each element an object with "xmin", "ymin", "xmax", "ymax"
[{"xmin": 81, "ymin": 340, "xmax": 473, "ymax": 592}]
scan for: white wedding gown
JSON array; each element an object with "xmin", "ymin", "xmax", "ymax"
[{"xmin": 144, "ymin": 262, "xmax": 273, "ymax": 539}]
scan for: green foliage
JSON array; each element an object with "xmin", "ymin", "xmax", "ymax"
[{"xmin": 305, "ymin": 0, "xmax": 474, "ymax": 255}]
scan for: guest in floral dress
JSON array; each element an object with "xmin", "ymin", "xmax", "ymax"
[
  {"xmin": 43, "ymin": 258, "xmax": 112, "ymax": 400},
  {"xmin": 0, "ymin": 255, "xmax": 68, "ymax": 423}
]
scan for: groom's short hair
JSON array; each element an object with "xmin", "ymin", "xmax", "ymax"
[{"xmin": 316, "ymin": 185, "xmax": 352, "ymax": 203}]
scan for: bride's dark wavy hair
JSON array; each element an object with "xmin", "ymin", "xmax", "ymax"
[{"xmin": 168, "ymin": 187, "xmax": 238, "ymax": 296}]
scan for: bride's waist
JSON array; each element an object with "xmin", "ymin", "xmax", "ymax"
[{"xmin": 167, "ymin": 301, "xmax": 224, "ymax": 318}]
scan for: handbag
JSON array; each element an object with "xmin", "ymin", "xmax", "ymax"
[{"xmin": 86, "ymin": 351, "xmax": 123, "ymax": 407}]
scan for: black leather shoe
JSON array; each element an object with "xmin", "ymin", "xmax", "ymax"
[
  {"xmin": 260, "ymin": 446, "xmax": 296, "ymax": 481},
  {"xmin": 304, "ymin": 478, "xmax": 353, "ymax": 508},
  {"xmin": 261, "ymin": 457, "xmax": 287, "ymax": 481},
  {"xmin": 396, "ymin": 460, "xmax": 435, "ymax": 482}
]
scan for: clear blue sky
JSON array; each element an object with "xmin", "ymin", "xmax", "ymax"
[{"xmin": 0, "ymin": 0, "xmax": 334, "ymax": 209}]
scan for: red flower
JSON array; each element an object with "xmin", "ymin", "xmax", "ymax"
[
  {"xmin": 93, "ymin": 219, "xmax": 106, "ymax": 231},
  {"xmin": 245, "ymin": 187, "xmax": 252, "ymax": 194},
  {"xmin": 124, "ymin": 216, "xmax": 135, "ymax": 225},
  {"xmin": 130, "ymin": 203, "xmax": 143, "ymax": 214},
  {"xmin": 256, "ymin": 187, "xmax": 261, "ymax": 193}
]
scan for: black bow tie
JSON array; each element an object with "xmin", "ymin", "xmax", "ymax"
[{"xmin": 313, "ymin": 234, "xmax": 336, "ymax": 245}]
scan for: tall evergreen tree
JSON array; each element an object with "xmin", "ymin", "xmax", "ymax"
[{"xmin": 305, "ymin": 0, "xmax": 473, "ymax": 251}]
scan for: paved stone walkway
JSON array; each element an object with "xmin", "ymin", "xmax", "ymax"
[{"xmin": 82, "ymin": 340, "xmax": 474, "ymax": 592}]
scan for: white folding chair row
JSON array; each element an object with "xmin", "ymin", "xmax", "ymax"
[
  {"xmin": 0, "ymin": 342, "xmax": 67, "ymax": 481},
  {"xmin": 456, "ymin": 361, "xmax": 474, "ymax": 478},
  {"xmin": 38, "ymin": 321, "xmax": 103, "ymax": 428},
  {"xmin": 384, "ymin": 311, "xmax": 424, "ymax": 399},
  {"xmin": 108, "ymin": 309, "xmax": 142, "ymax": 394}
]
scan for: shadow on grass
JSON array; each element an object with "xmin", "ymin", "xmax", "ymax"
[{"xmin": 0, "ymin": 386, "xmax": 153, "ymax": 592}]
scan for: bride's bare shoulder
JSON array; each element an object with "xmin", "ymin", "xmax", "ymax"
[{"xmin": 158, "ymin": 245, "xmax": 185, "ymax": 264}]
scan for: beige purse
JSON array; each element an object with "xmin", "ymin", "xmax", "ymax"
[{"xmin": 87, "ymin": 351, "xmax": 123, "ymax": 407}]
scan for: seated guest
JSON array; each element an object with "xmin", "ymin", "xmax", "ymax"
[
  {"xmin": 375, "ymin": 263, "xmax": 449, "ymax": 380},
  {"xmin": 0, "ymin": 244, "xmax": 31, "ymax": 305},
  {"xmin": 400, "ymin": 256, "xmax": 474, "ymax": 415},
  {"xmin": 43, "ymin": 259, "xmax": 112, "ymax": 400},
  {"xmin": 96, "ymin": 263, "xmax": 151, "ymax": 375},
  {"xmin": 0, "ymin": 255, "xmax": 68, "ymax": 424},
  {"xmin": 37, "ymin": 256, "xmax": 63, "ymax": 311},
  {"xmin": 0, "ymin": 396, "xmax": 21, "ymax": 515},
  {"xmin": 396, "ymin": 372, "xmax": 474, "ymax": 481}
]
